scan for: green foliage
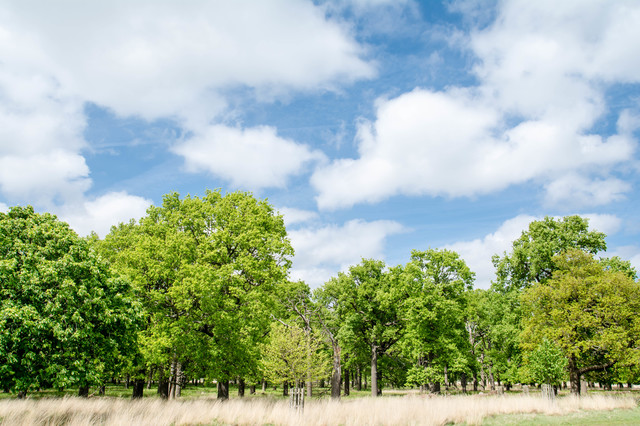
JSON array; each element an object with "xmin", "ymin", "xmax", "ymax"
[
  {"xmin": 493, "ymin": 215, "xmax": 606, "ymax": 291},
  {"xmin": 524, "ymin": 339, "xmax": 567, "ymax": 385},
  {"xmin": 260, "ymin": 323, "xmax": 330, "ymax": 387},
  {"xmin": 0, "ymin": 206, "xmax": 141, "ymax": 395},
  {"xmin": 99, "ymin": 190, "xmax": 293, "ymax": 383},
  {"xmin": 521, "ymin": 249, "xmax": 640, "ymax": 384},
  {"xmin": 401, "ymin": 249, "xmax": 473, "ymax": 385}
]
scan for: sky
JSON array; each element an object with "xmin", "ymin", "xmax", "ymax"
[{"xmin": 1, "ymin": 0, "xmax": 639, "ymax": 289}]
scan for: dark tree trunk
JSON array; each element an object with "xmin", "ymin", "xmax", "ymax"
[
  {"xmin": 344, "ymin": 369, "xmax": 350, "ymax": 396},
  {"xmin": 331, "ymin": 343, "xmax": 341, "ymax": 399},
  {"xmin": 238, "ymin": 378, "xmax": 245, "ymax": 397},
  {"xmin": 98, "ymin": 385, "xmax": 105, "ymax": 396},
  {"xmin": 132, "ymin": 379, "xmax": 144, "ymax": 399},
  {"xmin": 473, "ymin": 371, "xmax": 478, "ymax": 392},
  {"xmin": 250, "ymin": 385, "xmax": 256, "ymax": 394},
  {"xmin": 429, "ymin": 382, "xmax": 440, "ymax": 394},
  {"xmin": 461, "ymin": 373, "xmax": 467, "ymax": 393},
  {"xmin": 569, "ymin": 355, "xmax": 581, "ymax": 395},
  {"xmin": 78, "ymin": 385, "xmax": 89, "ymax": 398},
  {"xmin": 283, "ymin": 381, "xmax": 288, "ymax": 397},
  {"xmin": 357, "ymin": 366, "xmax": 362, "ymax": 391},
  {"xmin": 371, "ymin": 344, "xmax": 378, "ymax": 397},
  {"xmin": 125, "ymin": 374, "xmax": 130, "ymax": 389},
  {"xmin": 217, "ymin": 380, "xmax": 230, "ymax": 400},
  {"xmin": 17, "ymin": 391, "xmax": 26, "ymax": 399},
  {"xmin": 157, "ymin": 375, "xmax": 169, "ymax": 399}
]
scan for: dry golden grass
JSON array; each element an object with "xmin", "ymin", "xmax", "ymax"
[{"xmin": 0, "ymin": 393, "xmax": 635, "ymax": 426}]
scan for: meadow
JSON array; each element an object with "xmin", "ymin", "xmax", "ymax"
[{"xmin": 0, "ymin": 386, "xmax": 637, "ymax": 425}]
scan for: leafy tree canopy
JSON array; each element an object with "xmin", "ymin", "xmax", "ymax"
[
  {"xmin": 0, "ymin": 206, "xmax": 140, "ymax": 396},
  {"xmin": 493, "ymin": 215, "xmax": 606, "ymax": 291}
]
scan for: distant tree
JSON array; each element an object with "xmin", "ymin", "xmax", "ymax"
[
  {"xmin": 401, "ymin": 249, "xmax": 473, "ymax": 393},
  {"xmin": 521, "ymin": 249, "xmax": 640, "ymax": 395},
  {"xmin": 0, "ymin": 206, "xmax": 140, "ymax": 398},
  {"xmin": 99, "ymin": 190, "xmax": 293, "ymax": 399},
  {"xmin": 260, "ymin": 323, "xmax": 330, "ymax": 394},
  {"xmin": 323, "ymin": 259, "xmax": 404, "ymax": 397},
  {"xmin": 493, "ymin": 215, "xmax": 606, "ymax": 292},
  {"xmin": 525, "ymin": 338, "xmax": 567, "ymax": 387}
]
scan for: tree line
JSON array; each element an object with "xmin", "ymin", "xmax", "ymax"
[{"xmin": 1, "ymin": 190, "xmax": 639, "ymax": 399}]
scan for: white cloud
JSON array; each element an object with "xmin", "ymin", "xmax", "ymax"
[
  {"xmin": 288, "ymin": 219, "xmax": 404, "ymax": 287},
  {"xmin": 60, "ymin": 191, "xmax": 152, "ymax": 238},
  {"xmin": 1, "ymin": 0, "xmax": 374, "ymax": 123},
  {"xmin": 447, "ymin": 212, "xmax": 623, "ymax": 289},
  {"xmin": 0, "ymin": 151, "xmax": 91, "ymax": 208},
  {"xmin": 446, "ymin": 215, "xmax": 537, "ymax": 289},
  {"xmin": 173, "ymin": 125, "xmax": 325, "ymax": 190},
  {"xmin": 312, "ymin": 1, "xmax": 640, "ymax": 210},
  {"xmin": 277, "ymin": 207, "xmax": 319, "ymax": 227},
  {"xmin": 312, "ymin": 88, "xmax": 634, "ymax": 209},
  {"xmin": 544, "ymin": 174, "xmax": 631, "ymax": 208},
  {"xmin": 0, "ymin": 1, "xmax": 373, "ymax": 212},
  {"xmin": 606, "ymin": 245, "xmax": 640, "ymax": 274}
]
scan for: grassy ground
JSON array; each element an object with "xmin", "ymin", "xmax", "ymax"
[
  {"xmin": 0, "ymin": 387, "xmax": 637, "ymax": 425},
  {"xmin": 482, "ymin": 405, "xmax": 640, "ymax": 425}
]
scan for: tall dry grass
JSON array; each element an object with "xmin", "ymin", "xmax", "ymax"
[{"xmin": 0, "ymin": 393, "xmax": 635, "ymax": 426}]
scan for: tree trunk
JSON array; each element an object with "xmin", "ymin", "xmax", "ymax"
[
  {"xmin": 217, "ymin": 380, "xmax": 230, "ymax": 400},
  {"xmin": 371, "ymin": 344, "xmax": 378, "ymax": 397},
  {"xmin": 344, "ymin": 368, "xmax": 350, "ymax": 396},
  {"xmin": 238, "ymin": 378, "xmax": 245, "ymax": 397},
  {"xmin": 17, "ymin": 391, "xmax": 26, "ymax": 399},
  {"xmin": 78, "ymin": 385, "xmax": 89, "ymax": 398},
  {"xmin": 168, "ymin": 359, "xmax": 177, "ymax": 399},
  {"xmin": 175, "ymin": 362, "xmax": 184, "ymax": 398},
  {"xmin": 261, "ymin": 379, "xmax": 267, "ymax": 392},
  {"xmin": 250, "ymin": 385, "xmax": 256, "ymax": 395},
  {"xmin": 147, "ymin": 368, "xmax": 154, "ymax": 390},
  {"xmin": 157, "ymin": 371, "xmax": 169, "ymax": 399},
  {"xmin": 473, "ymin": 371, "xmax": 478, "ymax": 392},
  {"xmin": 283, "ymin": 381, "xmax": 288, "ymax": 396},
  {"xmin": 132, "ymin": 379, "xmax": 144, "ymax": 399},
  {"xmin": 98, "ymin": 385, "xmax": 105, "ymax": 396},
  {"xmin": 331, "ymin": 342, "xmax": 341, "ymax": 399},
  {"xmin": 444, "ymin": 366, "xmax": 449, "ymax": 390},
  {"xmin": 489, "ymin": 362, "xmax": 495, "ymax": 391},
  {"xmin": 569, "ymin": 355, "xmax": 580, "ymax": 395},
  {"xmin": 461, "ymin": 373, "xmax": 467, "ymax": 393},
  {"xmin": 357, "ymin": 366, "xmax": 362, "ymax": 391},
  {"xmin": 429, "ymin": 382, "xmax": 440, "ymax": 394}
]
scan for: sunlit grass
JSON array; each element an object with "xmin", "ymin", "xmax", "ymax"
[{"xmin": 0, "ymin": 391, "xmax": 636, "ymax": 425}]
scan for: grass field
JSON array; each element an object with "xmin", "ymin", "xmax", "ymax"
[{"xmin": 0, "ymin": 386, "xmax": 637, "ymax": 425}]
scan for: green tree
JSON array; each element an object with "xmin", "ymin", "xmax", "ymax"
[
  {"xmin": 100, "ymin": 190, "xmax": 293, "ymax": 399},
  {"xmin": 322, "ymin": 259, "xmax": 404, "ymax": 397},
  {"xmin": 401, "ymin": 249, "xmax": 473, "ymax": 393},
  {"xmin": 493, "ymin": 215, "xmax": 606, "ymax": 292},
  {"xmin": 0, "ymin": 206, "xmax": 140, "ymax": 398},
  {"xmin": 525, "ymin": 338, "xmax": 567, "ymax": 387},
  {"xmin": 260, "ymin": 323, "xmax": 330, "ymax": 393},
  {"xmin": 521, "ymin": 249, "xmax": 640, "ymax": 395}
]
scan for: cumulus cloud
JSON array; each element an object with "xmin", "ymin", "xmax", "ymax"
[
  {"xmin": 312, "ymin": 1, "xmax": 640, "ymax": 210},
  {"xmin": 60, "ymin": 191, "xmax": 153, "ymax": 238},
  {"xmin": 312, "ymin": 88, "xmax": 634, "ymax": 209},
  {"xmin": 173, "ymin": 125, "xmax": 326, "ymax": 189},
  {"xmin": 447, "ymin": 212, "xmax": 623, "ymax": 289},
  {"xmin": 0, "ymin": 1, "xmax": 373, "ymax": 210},
  {"xmin": 288, "ymin": 219, "xmax": 405, "ymax": 287},
  {"xmin": 277, "ymin": 207, "xmax": 319, "ymax": 227}
]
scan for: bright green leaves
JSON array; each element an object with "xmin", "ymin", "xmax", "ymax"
[
  {"xmin": 401, "ymin": 249, "xmax": 474, "ymax": 386},
  {"xmin": 0, "ymin": 206, "xmax": 141, "ymax": 395},
  {"xmin": 100, "ymin": 190, "xmax": 293, "ymax": 384},
  {"xmin": 493, "ymin": 215, "xmax": 606, "ymax": 291},
  {"xmin": 524, "ymin": 338, "xmax": 567, "ymax": 386},
  {"xmin": 521, "ymin": 249, "xmax": 640, "ymax": 390},
  {"xmin": 260, "ymin": 323, "xmax": 330, "ymax": 387}
]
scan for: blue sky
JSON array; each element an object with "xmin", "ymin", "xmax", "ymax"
[{"xmin": 1, "ymin": 0, "xmax": 639, "ymax": 288}]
